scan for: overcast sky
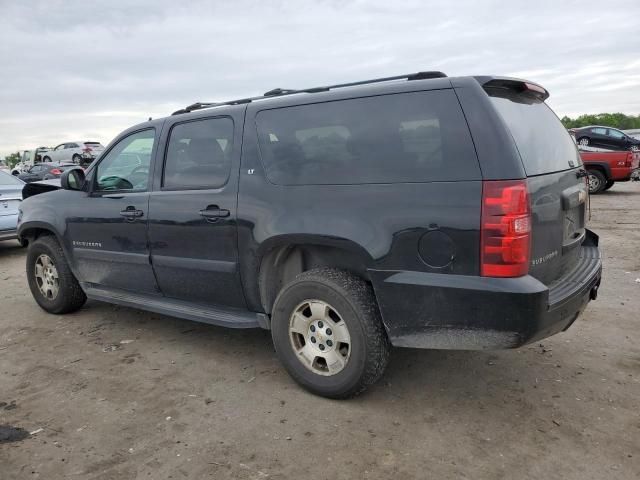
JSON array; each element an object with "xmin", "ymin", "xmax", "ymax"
[{"xmin": 1, "ymin": 0, "xmax": 639, "ymax": 158}]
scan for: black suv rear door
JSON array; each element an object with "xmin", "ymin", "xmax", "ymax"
[
  {"xmin": 483, "ymin": 82, "xmax": 588, "ymax": 285},
  {"xmin": 147, "ymin": 110, "xmax": 246, "ymax": 308}
]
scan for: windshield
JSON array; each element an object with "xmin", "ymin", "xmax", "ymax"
[
  {"xmin": 488, "ymin": 90, "xmax": 581, "ymax": 176},
  {"xmin": 0, "ymin": 171, "xmax": 24, "ymax": 186}
]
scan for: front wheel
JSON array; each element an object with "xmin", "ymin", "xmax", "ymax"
[
  {"xmin": 26, "ymin": 235, "xmax": 87, "ymax": 314},
  {"xmin": 72, "ymin": 154, "xmax": 82, "ymax": 164},
  {"xmin": 603, "ymin": 180, "xmax": 615, "ymax": 191},
  {"xmin": 271, "ymin": 268, "xmax": 390, "ymax": 399}
]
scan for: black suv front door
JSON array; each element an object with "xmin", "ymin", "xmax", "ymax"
[
  {"xmin": 66, "ymin": 128, "xmax": 159, "ymax": 294},
  {"xmin": 147, "ymin": 113, "xmax": 246, "ymax": 308}
]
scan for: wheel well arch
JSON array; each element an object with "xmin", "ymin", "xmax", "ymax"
[
  {"xmin": 19, "ymin": 225, "xmax": 58, "ymax": 245},
  {"xmin": 585, "ymin": 163, "xmax": 610, "ymax": 179},
  {"xmin": 257, "ymin": 241, "xmax": 373, "ymax": 314}
]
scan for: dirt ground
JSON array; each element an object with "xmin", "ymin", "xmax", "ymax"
[{"xmin": 1, "ymin": 183, "xmax": 639, "ymax": 480}]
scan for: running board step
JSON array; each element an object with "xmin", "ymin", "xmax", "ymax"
[{"xmin": 83, "ymin": 285, "xmax": 269, "ymax": 329}]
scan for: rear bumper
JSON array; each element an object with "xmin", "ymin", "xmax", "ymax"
[{"xmin": 370, "ymin": 230, "xmax": 602, "ymax": 350}]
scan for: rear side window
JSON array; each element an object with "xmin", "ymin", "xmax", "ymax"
[
  {"xmin": 163, "ymin": 117, "xmax": 234, "ymax": 189},
  {"xmin": 255, "ymin": 90, "xmax": 479, "ymax": 185},
  {"xmin": 488, "ymin": 92, "xmax": 581, "ymax": 176}
]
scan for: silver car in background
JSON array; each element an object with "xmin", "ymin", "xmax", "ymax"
[
  {"xmin": 0, "ymin": 170, "xmax": 25, "ymax": 244},
  {"xmin": 41, "ymin": 141, "xmax": 105, "ymax": 166}
]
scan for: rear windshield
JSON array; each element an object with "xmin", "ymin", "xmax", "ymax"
[
  {"xmin": 84, "ymin": 142, "xmax": 103, "ymax": 147},
  {"xmin": 0, "ymin": 172, "xmax": 23, "ymax": 185},
  {"xmin": 488, "ymin": 91, "xmax": 581, "ymax": 176},
  {"xmin": 256, "ymin": 89, "xmax": 480, "ymax": 185}
]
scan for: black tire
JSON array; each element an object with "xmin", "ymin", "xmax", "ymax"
[
  {"xmin": 72, "ymin": 154, "xmax": 82, "ymax": 165},
  {"xmin": 587, "ymin": 169, "xmax": 607, "ymax": 194},
  {"xmin": 271, "ymin": 268, "xmax": 390, "ymax": 399},
  {"xmin": 26, "ymin": 235, "xmax": 86, "ymax": 314},
  {"xmin": 603, "ymin": 180, "xmax": 615, "ymax": 191},
  {"xmin": 42, "ymin": 156, "xmax": 51, "ymax": 162}
]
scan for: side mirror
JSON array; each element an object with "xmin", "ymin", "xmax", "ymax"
[{"xmin": 60, "ymin": 167, "xmax": 86, "ymax": 191}]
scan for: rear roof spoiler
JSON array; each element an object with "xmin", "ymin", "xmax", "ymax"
[{"xmin": 477, "ymin": 77, "xmax": 549, "ymax": 101}]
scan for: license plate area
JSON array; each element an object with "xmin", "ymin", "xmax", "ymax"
[
  {"xmin": 564, "ymin": 206, "xmax": 585, "ymax": 243},
  {"xmin": 0, "ymin": 199, "xmax": 20, "ymax": 216}
]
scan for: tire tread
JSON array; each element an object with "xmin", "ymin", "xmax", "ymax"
[{"xmin": 273, "ymin": 268, "xmax": 390, "ymax": 399}]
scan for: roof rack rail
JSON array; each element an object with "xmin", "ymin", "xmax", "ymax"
[{"xmin": 172, "ymin": 70, "xmax": 447, "ymax": 115}]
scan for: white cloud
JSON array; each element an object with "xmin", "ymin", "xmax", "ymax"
[{"xmin": 1, "ymin": 0, "xmax": 639, "ymax": 157}]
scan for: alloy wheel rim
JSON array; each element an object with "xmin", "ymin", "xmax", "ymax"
[
  {"xmin": 588, "ymin": 173, "xmax": 600, "ymax": 192},
  {"xmin": 34, "ymin": 254, "xmax": 59, "ymax": 300},
  {"xmin": 288, "ymin": 299, "xmax": 351, "ymax": 376}
]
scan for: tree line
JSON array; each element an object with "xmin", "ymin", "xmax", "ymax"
[{"xmin": 561, "ymin": 113, "xmax": 640, "ymax": 130}]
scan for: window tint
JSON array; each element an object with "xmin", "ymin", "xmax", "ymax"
[
  {"xmin": 95, "ymin": 129, "xmax": 155, "ymax": 192},
  {"xmin": 163, "ymin": 117, "xmax": 234, "ymax": 189},
  {"xmin": 608, "ymin": 129, "xmax": 625, "ymax": 139},
  {"xmin": 489, "ymin": 93, "xmax": 581, "ymax": 175},
  {"xmin": 256, "ymin": 90, "xmax": 479, "ymax": 185},
  {"xmin": 592, "ymin": 127, "xmax": 607, "ymax": 135}
]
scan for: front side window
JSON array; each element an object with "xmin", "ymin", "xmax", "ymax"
[
  {"xmin": 255, "ymin": 90, "xmax": 478, "ymax": 185},
  {"xmin": 95, "ymin": 129, "xmax": 155, "ymax": 192},
  {"xmin": 163, "ymin": 117, "xmax": 234, "ymax": 189}
]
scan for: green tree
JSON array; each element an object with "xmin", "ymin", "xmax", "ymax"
[
  {"xmin": 3, "ymin": 152, "xmax": 21, "ymax": 169},
  {"xmin": 561, "ymin": 113, "xmax": 640, "ymax": 130}
]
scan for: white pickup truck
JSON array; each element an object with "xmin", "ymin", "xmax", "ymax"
[{"xmin": 11, "ymin": 148, "xmax": 51, "ymax": 175}]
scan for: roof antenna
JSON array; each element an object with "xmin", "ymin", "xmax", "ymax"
[{"xmin": 148, "ymin": 117, "xmax": 152, "ymax": 121}]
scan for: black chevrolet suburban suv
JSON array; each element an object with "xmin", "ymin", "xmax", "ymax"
[{"xmin": 18, "ymin": 72, "xmax": 602, "ymax": 398}]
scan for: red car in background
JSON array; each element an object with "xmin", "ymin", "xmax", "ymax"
[{"xmin": 580, "ymin": 149, "xmax": 640, "ymax": 193}]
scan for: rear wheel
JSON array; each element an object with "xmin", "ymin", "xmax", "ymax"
[
  {"xmin": 271, "ymin": 268, "xmax": 390, "ymax": 399},
  {"xmin": 42, "ymin": 156, "xmax": 51, "ymax": 162},
  {"xmin": 26, "ymin": 235, "xmax": 86, "ymax": 314},
  {"xmin": 587, "ymin": 169, "xmax": 607, "ymax": 194},
  {"xmin": 578, "ymin": 137, "xmax": 590, "ymax": 147},
  {"xmin": 72, "ymin": 154, "xmax": 82, "ymax": 164},
  {"xmin": 603, "ymin": 180, "xmax": 615, "ymax": 191}
]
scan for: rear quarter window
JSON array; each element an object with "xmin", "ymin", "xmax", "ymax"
[
  {"xmin": 255, "ymin": 89, "xmax": 480, "ymax": 185},
  {"xmin": 488, "ymin": 91, "xmax": 581, "ymax": 176}
]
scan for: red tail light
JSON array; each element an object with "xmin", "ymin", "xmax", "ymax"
[
  {"xmin": 50, "ymin": 168, "xmax": 62, "ymax": 175},
  {"xmin": 481, "ymin": 180, "xmax": 531, "ymax": 277}
]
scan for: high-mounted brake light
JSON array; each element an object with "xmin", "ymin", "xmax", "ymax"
[
  {"xmin": 481, "ymin": 180, "xmax": 531, "ymax": 277},
  {"xmin": 524, "ymin": 82, "xmax": 546, "ymax": 95}
]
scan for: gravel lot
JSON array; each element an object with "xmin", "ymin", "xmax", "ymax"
[{"xmin": 1, "ymin": 182, "xmax": 639, "ymax": 480}]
